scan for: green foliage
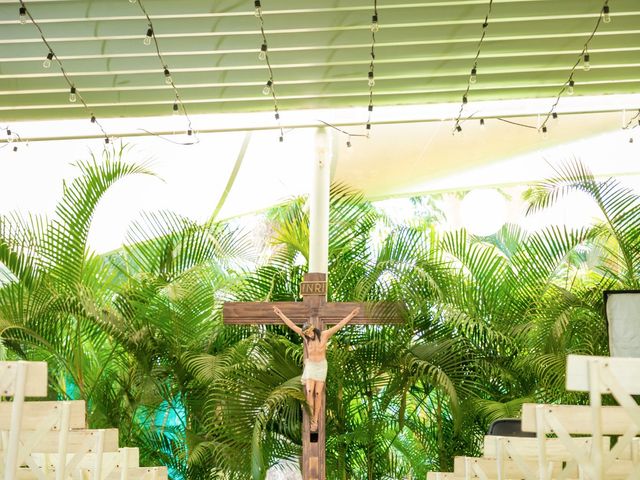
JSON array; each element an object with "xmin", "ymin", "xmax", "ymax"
[{"xmin": 0, "ymin": 155, "xmax": 637, "ymax": 479}]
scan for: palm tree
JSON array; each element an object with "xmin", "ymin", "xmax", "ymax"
[{"xmin": 1, "ymin": 151, "xmax": 636, "ymax": 480}]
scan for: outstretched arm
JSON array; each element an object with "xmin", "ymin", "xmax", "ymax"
[
  {"xmin": 273, "ymin": 307, "xmax": 303, "ymax": 335},
  {"xmin": 323, "ymin": 307, "xmax": 360, "ymax": 339}
]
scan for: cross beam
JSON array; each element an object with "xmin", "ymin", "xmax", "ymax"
[
  {"xmin": 223, "ymin": 301, "xmax": 396, "ymax": 325},
  {"xmin": 223, "ymin": 273, "xmax": 401, "ymax": 480}
]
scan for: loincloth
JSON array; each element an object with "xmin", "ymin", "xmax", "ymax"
[{"xmin": 301, "ymin": 359, "xmax": 328, "ymax": 383}]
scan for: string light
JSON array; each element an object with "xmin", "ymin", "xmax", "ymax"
[
  {"xmin": 365, "ymin": 0, "xmax": 378, "ymax": 136},
  {"xmin": 17, "ymin": 0, "xmax": 111, "ymax": 144},
  {"xmin": 163, "ymin": 67, "xmax": 172, "ymax": 85},
  {"xmin": 253, "ymin": 1, "xmax": 284, "ymax": 141},
  {"xmin": 538, "ymin": 0, "xmax": 609, "ymax": 134},
  {"xmin": 144, "ymin": 27, "xmax": 153, "ymax": 46},
  {"xmin": 480, "ymin": 118, "xmax": 485, "ymax": 126},
  {"xmin": 453, "ymin": 0, "xmax": 494, "ymax": 133},
  {"xmin": 370, "ymin": 14, "xmax": 379, "ymax": 33},
  {"xmin": 603, "ymin": 4, "xmax": 611, "ymax": 23},
  {"xmin": 43, "ymin": 52, "xmax": 53, "ymax": 69},
  {"xmin": 132, "ymin": 0, "xmax": 197, "ymax": 143},
  {"xmin": 1, "ymin": 126, "xmax": 25, "ymax": 153},
  {"xmin": 259, "ymin": 43, "xmax": 267, "ymax": 61},
  {"xmin": 542, "ymin": 125, "xmax": 548, "ymax": 139},
  {"xmin": 19, "ymin": 7, "xmax": 27, "ymax": 24},
  {"xmin": 552, "ymin": 112, "xmax": 558, "ymax": 119}
]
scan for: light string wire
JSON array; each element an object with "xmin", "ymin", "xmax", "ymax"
[
  {"xmin": 135, "ymin": 0, "xmax": 198, "ymax": 144},
  {"xmin": 18, "ymin": 0, "xmax": 111, "ymax": 144},
  {"xmin": 255, "ymin": 1, "xmax": 285, "ymax": 141},
  {"xmin": 318, "ymin": 120, "xmax": 368, "ymax": 147},
  {"xmin": 622, "ymin": 109, "xmax": 640, "ymax": 130},
  {"xmin": 365, "ymin": 0, "xmax": 378, "ymax": 135},
  {"xmin": 538, "ymin": 0, "xmax": 610, "ymax": 133},
  {"xmin": 452, "ymin": 0, "xmax": 493, "ymax": 133}
]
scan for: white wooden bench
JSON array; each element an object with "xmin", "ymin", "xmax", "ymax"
[
  {"xmin": 0, "ymin": 361, "xmax": 168, "ymax": 479},
  {"xmin": 519, "ymin": 355, "xmax": 640, "ymax": 480}
]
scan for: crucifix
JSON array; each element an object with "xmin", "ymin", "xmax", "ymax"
[{"xmin": 223, "ymin": 129, "xmax": 400, "ymax": 480}]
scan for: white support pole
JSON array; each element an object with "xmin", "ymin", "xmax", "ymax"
[{"xmin": 308, "ymin": 128, "xmax": 332, "ymax": 274}]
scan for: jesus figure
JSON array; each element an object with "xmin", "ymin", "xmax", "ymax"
[{"xmin": 273, "ymin": 306, "xmax": 360, "ymax": 432}]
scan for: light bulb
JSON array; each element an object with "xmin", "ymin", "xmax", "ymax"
[
  {"xmin": 568, "ymin": 79, "xmax": 575, "ymax": 95},
  {"xmin": 603, "ymin": 5, "xmax": 611, "ymax": 23},
  {"xmin": 90, "ymin": 115, "xmax": 96, "ymax": 123},
  {"xmin": 69, "ymin": 87, "xmax": 77, "ymax": 103},
  {"xmin": 172, "ymin": 102, "xmax": 179, "ymax": 115},
  {"xmin": 480, "ymin": 118, "xmax": 485, "ymax": 126},
  {"xmin": 164, "ymin": 68, "xmax": 172, "ymax": 85},
  {"xmin": 43, "ymin": 52, "xmax": 53, "ymax": 68},
  {"xmin": 187, "ymin": 129, "xmax": 193, "ymax": 136},
  {"xmin": 552, "ymin": 112, "xmax": 558, "ymax": 120},
  {"xmin": 279, "ymin": 135, "xmax": 283, "ymax": 142},
  {"xmin": 346, "ymin": 138, "xmax": 352, "ymax": 148},
  {"xmin": 19, "ymin": 7, "xmax": 27, "ymax": 24},
  {"xmin": 462, "ymin": 95, "xmax": 468, "ymax": 104},
  {"xmin": 144, "ymin": 28, "xmax": 153, "ymax": 46},
  {"xmin": 456, "ymin": 125, "xmax": 462, "ymax": 132},
  {"xmin": 370, "ymin": 15, "xmax": 379, "ymax": 33},
  {"xmin": 470, "ymin": 67, "xmax": 477, "ymax": 84},
  {"xmin": 368, "ymin": 104, "xmax": 373, "ymax": 112},
  {"xmin": 274, "ymin": 112, "xmax": 280, "ymax": 120},
  {"xmin": 583, "ymin": 53, "xmax": 590, "ymax": 71},
  {"xmin": 258, "ymin": 43, "xmax": 267, "ymax": 60},
  {"xmin": 13, "ymin": 146, "xmax": 18, "ymax": 152},
  {"xmin": 542, "ymin": 126, "xmax": 548, "ymax": 139},
  {"xmin": 368, "ymin": 71, "xmax": 375, "ymax": 87},
  {"xmin": 254, "ymin": 0, "xmax": 261, "ymax": 17},
  {"xmin": 366, "ymin": 123, "xmax": 371, "ymax": 130},
  {"xmin": 262, "ymin": 80, "xmax": 272, "ymax": 95},
  {"xmin": 105, "ymin": 137, "xmax": 110, "ymax": 144}
]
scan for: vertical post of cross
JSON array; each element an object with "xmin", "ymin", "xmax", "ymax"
[{"xmin": 302, "ymin": 127, "xmax": 332, "ymax": 480}]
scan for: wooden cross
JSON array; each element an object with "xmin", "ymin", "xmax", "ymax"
[{"xmin": 223, "ymin": 272, "xmax": 400, "ymax": 480}]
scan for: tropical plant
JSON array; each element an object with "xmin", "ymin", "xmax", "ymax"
[{"xmin": 0, "ymin": 154, "xmax": 637, "ymax": 480}]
